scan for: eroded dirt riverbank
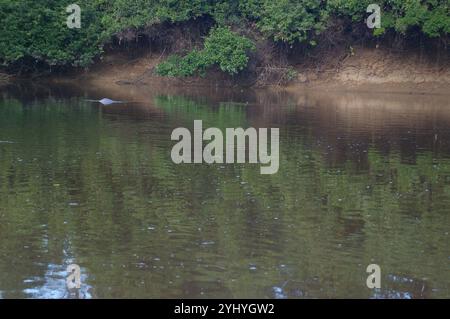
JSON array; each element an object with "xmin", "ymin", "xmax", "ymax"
[
  {"xmin": 42, "ymin": 44, "xmax": 448, "ymax": 96},
  {"xmin": 3, "ymin": 41, "xmax": 449, "ymax": 96}
]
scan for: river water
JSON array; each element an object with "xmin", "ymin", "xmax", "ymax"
[{"xmin": 0, "ymin": 83, "xmax": 448, "ymax": 298}]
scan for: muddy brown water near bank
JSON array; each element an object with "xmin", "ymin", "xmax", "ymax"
[{"xmin": 0, "ymin": 82, "xmax": 449, "ymax": 298}]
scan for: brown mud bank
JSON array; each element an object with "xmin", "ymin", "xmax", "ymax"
[
  {"xmin": 2, "ymin": 17, "xmax": 449, "ymax": 95},
  {"xmin": 6, "ymin": 32, "xmax": 448, "ymax": 96},
  {"xmin": 48, "ymin": 44, "xmax": 449, "ymax": 96}
]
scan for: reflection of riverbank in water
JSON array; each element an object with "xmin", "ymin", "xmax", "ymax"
[
  {"xmin": 4, "ymin": 79, "xmax": 449, "ymax": 121},
  {"xmin": 0, "ymin": 83, "xmax": 449, "ymax": 298}
]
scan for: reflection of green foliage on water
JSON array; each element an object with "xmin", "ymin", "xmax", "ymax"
[
  {"xmin": 0, "ymin": 96, "xmax": 449, "ymax": 298},
  {"xmin": 154, "ymin": 94, "xmax": 248, "ymax": 129}
]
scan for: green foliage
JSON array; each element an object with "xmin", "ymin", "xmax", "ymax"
[
  {"xmin": 155, "ymin": 0, "xmax": 211, "ymax": 22},
  {"xmin": 245, "ymin": 0, "xmax": 330, "ymax": 44},
  {"xmin": 329, "ymin": 0, "xmax": 450, "ymax": 37},
  {"xmin": 203, "ymin": 26, "xmax": 256, "ymax": 74},
  {"xmin": 156, "ymin": 27, "xmax": 255, "ymax": 77},
  {"xmin": 285, "ymin": 67, "xmax": 298, "ymax": 81},
  {"xmin": 155, "ymin": 50, "xmax": 210, "ymax": 77},
  {"xmin": 99, "ymin": 0, "xmax": 159, "ymax": 32},
  {"xmin": 0, "ymin": 0, "xmax": 448, "ymax": 71},
  {"xmin": 0, "ymin": 0, "xmax": 106, "ymax": 67}
]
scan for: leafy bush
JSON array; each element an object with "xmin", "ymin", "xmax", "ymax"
[
  {"xmin": 155, "ymin": 50, "xmax": 210, "ymax": 77},
  {"xmin": 155, "ymin": 27, "xmax": 255, "ymax": 77},
  {"xmin": 203, "ymin": 26, "xmax": 255, "ymax": 74},
  {"xmin": 328, "ymin": 0, "xmax": 450, "ymax": 37},
  {"xmin": 0, "ymin": 0, "xmax": 448, "ymax": 71},
  {"xmin": 0, "ymin": 0, "xmax": 106, "ymax": 67},
  {"xmin": 243, "ymin": 0, "xmax": 330, "ymax": 44}
]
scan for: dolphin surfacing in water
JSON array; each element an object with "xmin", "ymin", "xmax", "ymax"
[{"xmin": 86, "ymin": 98, "xmax": 125, "ymax": 105}]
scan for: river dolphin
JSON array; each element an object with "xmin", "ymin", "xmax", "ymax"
[{"xmin": 86, "ymin": 98, "xmax": 125, "ymax": 105}]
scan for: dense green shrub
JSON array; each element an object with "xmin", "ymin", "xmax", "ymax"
[
  {"xmin": 99, "ymin": 0, "xmax": 159, "ymax": 32},
  {"xmin": 0, "ymin": 0, "xmax": 448, "ymax": 72},
  {"xmin": 155, "ymin": 50, "xmax": 211, "ymax": 77},
  {"xmin": 155, "ymin": 27, "xmax": 255, "ymax": 76},
  {"xmin": 241, "ymin": 0, "xmax": 330, "ymax": 44},
  {"xmin": 203, "ymin": 27, "xmax": 256, "ymax": 74},
  {"xmin": 0, "ymin": 0, "xmax": 106, "ymax": 67},
  {"xmin": 328, "ymin": 0, "xmax": 450, "ymax": 37}
]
